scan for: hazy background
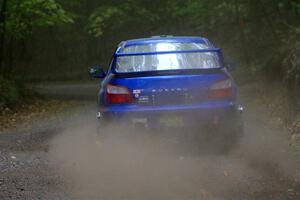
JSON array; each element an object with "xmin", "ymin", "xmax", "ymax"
[{"xmin": 1, "ymin": 0, "xmax": 299, "ymax": 84}]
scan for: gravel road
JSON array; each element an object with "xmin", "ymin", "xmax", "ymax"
[{"xmin": 0, "ymin": 82, "xmax": 299, "ymax": 200}]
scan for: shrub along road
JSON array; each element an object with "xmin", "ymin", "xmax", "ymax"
[{"xmin": 0, "ymin": 82, "xmax": 299, "ymax": 200}]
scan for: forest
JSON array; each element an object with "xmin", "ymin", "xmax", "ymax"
[
  {"xmin": 0, "ymin": 0, "xmax": 300, "ymax": 106},
  {"xmin": 1, "ymin": 2, "xmax": 300, "ymax": 198}
]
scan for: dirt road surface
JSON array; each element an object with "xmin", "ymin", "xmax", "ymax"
[{"xmin": 0, "ymin": 82, "xmax": 300, "ymax": 200}]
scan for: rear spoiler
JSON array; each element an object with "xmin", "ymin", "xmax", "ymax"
[{"xmin": 114, "ymin": 48, "xmax": 221, "ymax": 57}]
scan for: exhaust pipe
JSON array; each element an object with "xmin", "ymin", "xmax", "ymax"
[{"xmin": 237, "ymin": 105, "xmax": 244, "ymax": 113}]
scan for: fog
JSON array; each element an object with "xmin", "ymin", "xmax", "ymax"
[{"xmin": 48, "ymin": 108, "xmax": 299, "ymax": 200}]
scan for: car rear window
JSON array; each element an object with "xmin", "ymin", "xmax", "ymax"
[{"xmin": 115, "ymin": 42, "xmax": 220, "ymax": 73}]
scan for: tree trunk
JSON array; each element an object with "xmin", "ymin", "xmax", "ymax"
[
  {"xmin": 0, "ymin": 0, "xmax": 7, "ymax": 75},
  {"xmin": 5, "ymin": 37, "xmax": 14, "ymax": 77}
]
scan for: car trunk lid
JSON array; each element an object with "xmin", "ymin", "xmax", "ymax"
[{"xmin": 109, "ymin": 73, "xmax": 227, "ymax": 106}]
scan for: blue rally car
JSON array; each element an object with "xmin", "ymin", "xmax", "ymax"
[{"xmin": 90, "ymin": 36, "xmax": 243, "ymax": 150}]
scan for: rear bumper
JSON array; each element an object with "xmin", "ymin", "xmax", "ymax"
[{"xmin": 98, "ymin": 100, "xmax": 241, "ymax": 127}]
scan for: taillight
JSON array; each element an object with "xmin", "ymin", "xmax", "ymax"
[
  {"xmin": 208, "ymin": 79, "xmax": 233, "ymax": 99},
  {"xmin": 106, "ymin": 84, "xmax": 133, "ymax": 104}
]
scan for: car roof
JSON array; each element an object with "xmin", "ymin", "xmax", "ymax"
[{"xmin": 120, "ymin": 36, "xmax": 213, "ymax": 48}]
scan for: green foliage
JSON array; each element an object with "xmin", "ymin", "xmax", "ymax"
[
  {"xmin": 4, "ymin": 0, "xmax": 74, "ymax": 39},
  {"xmin": 87, "ymin": 0, "xmax": 160, "ymax": 37},
  {"xmin": 283, "ymin": 40, "xmax": 300, "ymax": 86},
  {"xmin": 0, "ymin": 76, "xmax": 20, "ymax": 106},
  {"xmin": 87, "ymin": 6, "xmax": 123, "ymax": 37},
  {"xmin": 167, "ymin": 0, "xmax": 203, "ymax": 18},
  {"xmin": 1, "ymin": 0, "xmax": 300, "ymax": 90},
  {"xmin": 85, "ymin": 0, "xmax": 300, "ymax": 87}
]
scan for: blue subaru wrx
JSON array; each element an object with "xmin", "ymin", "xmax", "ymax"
[{"xmin": 90, "ymin": 36, "xmax": 243, "ymax": 150}]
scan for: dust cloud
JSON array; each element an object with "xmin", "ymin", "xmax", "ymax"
[{"xmin": 48, "ymin": 110, "xmax": 299, "ymax": 200}]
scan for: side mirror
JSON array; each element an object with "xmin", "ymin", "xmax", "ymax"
[
  {"xmin": 89, "ymin": 66, "xmax": 106, "ymax": 78},
  {"xmin": 224, "ymin": 62, "xmax": 235, "ymax": 71}
]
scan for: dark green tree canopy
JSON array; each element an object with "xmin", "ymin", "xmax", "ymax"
[{"xmin": 0, "ymin": 0, "xmax": 299, "ymax": 85}]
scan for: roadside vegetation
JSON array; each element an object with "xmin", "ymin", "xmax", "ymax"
[
  {"xmin": 0, "ymin": 77, "xmax": 21, "ymax": 107},
  {"xmin": 0, "ymin": 0, "xmax": 299, "ymax": 134}
]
